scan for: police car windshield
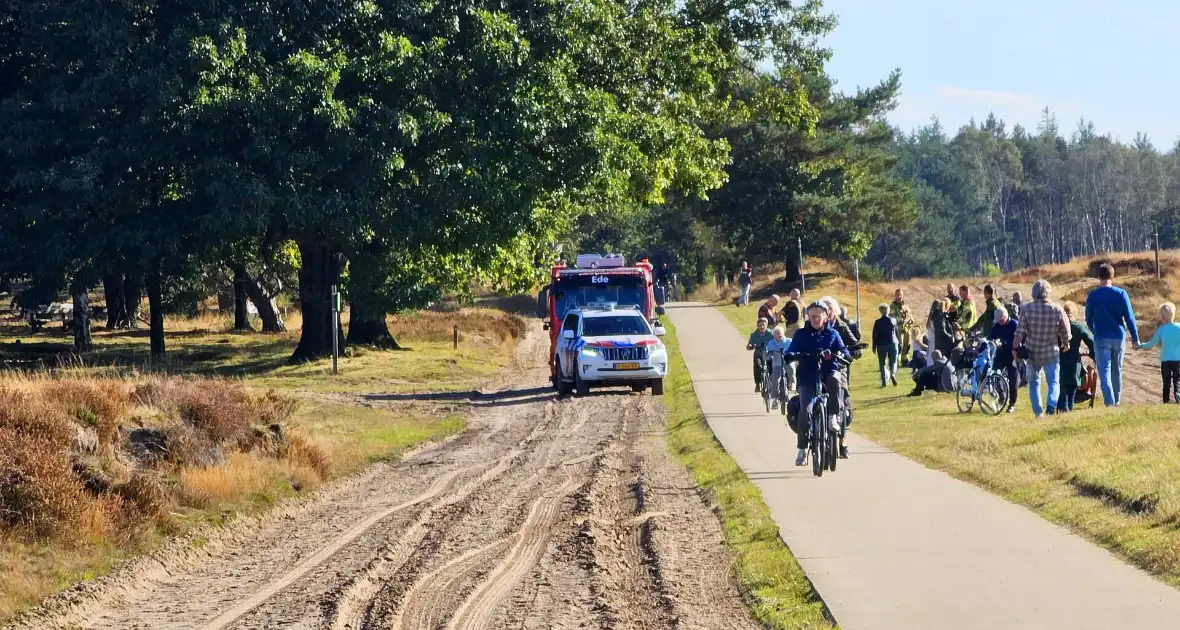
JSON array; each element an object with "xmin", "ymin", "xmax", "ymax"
[{"xmin": 582, "ymin": 316, "xmax": 650, "ymax": 337}]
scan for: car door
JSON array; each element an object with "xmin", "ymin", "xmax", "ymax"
[{"xmin": 558, "ymin": 313, "xmax": 580, "ymax": 378}]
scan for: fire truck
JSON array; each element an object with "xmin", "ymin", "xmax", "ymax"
[{"xmin": 536, "ymin": 254, "xmax": 665, "ymax": 385}]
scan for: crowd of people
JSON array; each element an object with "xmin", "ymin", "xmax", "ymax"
[{"xmin": 745, "ymin": 261, "xmax": 1177, "ymax": 424}]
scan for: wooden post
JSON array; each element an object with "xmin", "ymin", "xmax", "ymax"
[
  {"xmin": 798, "ymin": 237, "xmax": 806, "ymax": 294},
  {"xmin": 453, "ymin": 325, "xmax": 459, "ymax": 350},
  {"xmin": 1156, "ymin": 228, "xmax": 1161, "ymax": 280}
]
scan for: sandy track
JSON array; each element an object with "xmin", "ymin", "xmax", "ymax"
[{"xmin": 6, "ymin": 331, "xmax": 757, "ymax": 630}]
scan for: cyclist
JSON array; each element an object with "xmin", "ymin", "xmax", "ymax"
[
  {"xmin": 790, "ymin": 302, "xmax": 850, "ymax": 466},
  {"xmin": 764, "ymin": 325, "xmax": 792, "ymax": 409},
  {"xmin": 746, "ymin": 317, "xmax": 773, "ymax": 392}
]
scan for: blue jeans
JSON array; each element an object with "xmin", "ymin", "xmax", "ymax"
[
  {"xmin": 740, "ymin": 284, "xmax": 751, "ymax": 306},
  {"xmin": 1094, "ymin": 337, "xmax": 1125, "ymax": 406},
  {"xmin": 877, "ymin": 344, "xmax": 898, "ymax": 385},
  {"xmin": 1026, "ymin": 360, "xmax": 1061, "ymax": 416}
]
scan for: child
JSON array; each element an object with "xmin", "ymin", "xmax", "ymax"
[
  {"xmin": 764, "ymin": 325, "xmax": 792, "ymax": 409},
  {"xmin": 1137, "ymin": 302, "xmax": 1180, "ymax": 403},
  {"xmin": 746, "ymin": 318, "xmax": 774, "ymax": 392}
]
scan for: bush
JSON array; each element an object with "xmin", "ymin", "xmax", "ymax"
[{"xmin": 981, "ymin": 262, "xmax": 1003, "ymax": 278}]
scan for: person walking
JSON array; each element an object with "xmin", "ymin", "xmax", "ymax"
[
  {"xmin": 738, "ymin": 262, "xmax": 753, "ymax": 306},
  {"xmin": 1137, "ymin": 302, "xmax": 1180, "ymax": 403},
  {"xmin": 1014, "ymin": 280, "xmax": 1071, "ymax": 418},
  {"xmin": 1085, "ymin": 263, "xmax": 1140, "ymax": 407},
  {"xmin": 989, "ymin": 306, "xmax": 1020, "ymax": 413},
  {"xmin": 872, "ymin": 303, "xmax": 899, "ymax": 387},
  {"xmin": 889, "ymin": 289, "xmax": 915, "ymax": 366},
  {"xmin": 1059, "ymin": 302, "xmax": 1095, "ymax": 413}
]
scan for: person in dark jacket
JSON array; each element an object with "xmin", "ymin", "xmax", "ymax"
[
  {"xmin": 931, "ymin": 299, "xmax": 956, "ymax": 357},
  {"xmin": 872, "ymin": 303, "xmax": 899, "ymax": 387},
  {"xmin": 789, "ymin": 302, "xmax": 850, "ymax": 466},
  {"xmin": 1059, "ymin": 301, "xmax": 1095, "ymax": 412},
  {"xmin": 988, "ymin": 306, "xmax": 1020, "ymax": 413},
  {"xmin": 908, "ymin": 350, "xmax": 954, "ymax": 396},
  {"xmin": 757, "ymin": 295, "xmax": 780, "ymax": 328}
]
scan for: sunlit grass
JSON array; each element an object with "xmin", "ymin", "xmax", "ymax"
[{"xmin": 662, "ymin": 319, "xmax": 835, "ymax": 629}]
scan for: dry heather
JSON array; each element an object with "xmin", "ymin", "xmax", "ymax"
[{"xmin": 0, "ymin": 374, "xmax": 327, "ymax": 616}]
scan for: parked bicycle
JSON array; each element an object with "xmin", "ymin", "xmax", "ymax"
[{"xmin": 955, "ymin": 334, "xmax": 1009, "ymax": 416}]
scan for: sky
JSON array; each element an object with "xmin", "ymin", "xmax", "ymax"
[{"xmin": 818, "ymin": 0, "xmax": 1180, "ymax": 148}]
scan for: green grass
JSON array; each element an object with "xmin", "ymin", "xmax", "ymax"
[
  {"xmin": 718, "ymin": 290, "xmax": 1180, "ymax": 591},
  {"xmin": 662, "ymin": 319, "xmax": 835, "ymax": 629},
  {"xmin": 291, "ymin": 401, "xmax": 466, "ymax": 473}
]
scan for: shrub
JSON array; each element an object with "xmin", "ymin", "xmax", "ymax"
[{"xmin": 981, "ymin": 262, "xmax": 1003, "ymax": 278}]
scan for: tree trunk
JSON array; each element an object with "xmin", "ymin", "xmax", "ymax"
[
  {"xmin": 240, "ymin": 268, "xmax": 286, "ymax": 333},
  {"xmin": 103, "ymin": 274, "xmax": 124, "ymax": 329},
  {"xmin": 146, "ymin": 266, "xmax": 165, "ymax": 360},
  {"xmin": 232, "ymin": 267, "xmax": 254, "ymax": 332},
  {"xmin": 346, "ymin": 302, "xmax": 399, "ymax": 348},
  {"xmin": 290, "ymin": 239, "xmax": 344, "ymax": 362},
  {"xmin": 123, "ymin": 275, "xmax": 142, "ymax": 328},
  {"xmin": 72, "ymin": 288, "xmax": 92, "ymax": 353},
  {"xmin": 786, "ymin": 255, "xmax": 802, "ymax": 283}
]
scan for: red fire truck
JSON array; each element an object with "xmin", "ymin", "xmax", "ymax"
[{"xmin": 537, "ymin": 254, "xmax": 665, "ymax": 384}]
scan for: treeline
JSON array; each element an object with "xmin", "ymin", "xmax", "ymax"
[
  {"xmin": 869, "ymin": 110, "xmax": 1180, "ymax": 279},
  {"xmin": 0, "ymin": 0, "xmax": 850, "ymax": 359}
]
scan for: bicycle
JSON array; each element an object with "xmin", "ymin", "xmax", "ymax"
[
  {"xmin": 761, "ymin": 349, "xmax": 789, "ymax": 416},
  {"xmin": 955, "ymin": 336, "xmax": 1009, "ymax": 416},
  {"xmin": 784, "ymin": 349, "xmax": 853, "ymax": 477}
]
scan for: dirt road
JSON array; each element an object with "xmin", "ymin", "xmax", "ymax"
[{"xmin": 8, "ymin": 332, "xmax": 757, "ymax": 630}]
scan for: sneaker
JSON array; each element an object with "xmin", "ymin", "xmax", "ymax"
[
  {"xmin": 839, "ymin": 445, "xmax": 849, "ymax": 459},
  {"xmin": 795, "ymin": 450, "xmax": 807, "ymax": 466},
  {"xmin": 1007, "ymin": 405, "xmax": 1015, "ymax": 414},
  {"xmin": 890, "ymin": 374, "xmax": 898, "ymax": 386},
  {"xmin": 770, "ymin": 400, "xmax": 779, "ymax": 410},
  {"xmin": 1046, "ymin": 407, "xmax": 1056, "ymax": 416}
]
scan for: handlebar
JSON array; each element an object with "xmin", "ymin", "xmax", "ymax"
[{"xmin": 783, "ymin": 350, "xmax": 852, "ymax": 367}]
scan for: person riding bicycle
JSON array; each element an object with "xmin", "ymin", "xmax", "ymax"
[
  {"xmin": 790, "ymin": 302, "xmax": 850, "ymax": 466},
  {"xmin": 764, "ymin": 325, "xmax": 792, "ymax": 409},
  {"xmin": 747, "ymin": 318, "xmax": 774, "ymax": 392}
]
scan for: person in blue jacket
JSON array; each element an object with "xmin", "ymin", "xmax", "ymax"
[
  {"xmin": 790, "ymin": 301, "xmax": 850, "ymax": 466},
  {"xmin": 1137, "ymin": 302, "xmax": 1180, "ymax": 403},
  {"xmin": 1085, "ymin": 262, "xmax": 1140, "ymax": 407}
]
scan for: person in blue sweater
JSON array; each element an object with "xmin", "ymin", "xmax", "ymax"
[
  {"xmin": 790, "ymin": 302, "xmax": 850, "ymax": 465},
  {"xmin": 1085, "ymin": 263, "xmax": 1140, "ymax": 407},
  {"xmin": 1137, "ymin": 302, "xmax": 1180, "ymax": 403}
]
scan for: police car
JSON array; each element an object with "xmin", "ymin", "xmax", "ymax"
[{"xmin": 554, "ymin": 304, "xmax": 669, "ymax": 396}]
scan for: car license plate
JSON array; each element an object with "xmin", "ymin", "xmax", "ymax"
[{"xmin": 615, "ymin": 362, "xmax": 640, "ymax": 370}]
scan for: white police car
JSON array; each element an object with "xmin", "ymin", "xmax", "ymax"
[{"xmin": 554, "ymin": 305, "xmax": 669, "ymax": 396}]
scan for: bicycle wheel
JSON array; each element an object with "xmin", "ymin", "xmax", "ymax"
[
  {"xmin": 827, "ymin": 427, "xmax": 838, "ymax": 472},
  {"xmin": 980, "ymin": 373, "xmax": 1008, "ymax": 416},
  {"xmin": 779, "ymin": 382, "xmax": 788, "ymax": 417},
  {"xmin": 811, "ymin": 407, "xmax": 825, "ymax": 478},
  {"xmin": 955, "ymin": 383, "xmax": 975, "ymax": 413},
  {"xmin": 763, "ymin": 385, "xmax": 771, "ymax": 413}
]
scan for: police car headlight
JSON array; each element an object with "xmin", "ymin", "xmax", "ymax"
[{"xmin": 580, "ymin": 347, "xmax": 599, "ymax": 357}]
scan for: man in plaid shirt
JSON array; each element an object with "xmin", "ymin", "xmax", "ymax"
[{"xmin": 1013, "ymin": 279, "xmax": 1072, "ymax": 418}]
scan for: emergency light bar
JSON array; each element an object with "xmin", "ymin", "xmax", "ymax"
[{"xmin": 575, "ymin": 253, "xmax": 625, "ymax": 268}]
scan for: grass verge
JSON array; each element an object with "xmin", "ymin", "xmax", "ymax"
[
  {"xmin": 717, "ymin": 283, "xmax": 1180, "ymax": 592},
  {"xmin": 661, "ymin": 318, "xmax": 835, "ymax": 629}
]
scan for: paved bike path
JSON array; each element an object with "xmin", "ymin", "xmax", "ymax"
[{"xmin": 667, "ymin": 303, "xmax": 1180, "ymax": 630}]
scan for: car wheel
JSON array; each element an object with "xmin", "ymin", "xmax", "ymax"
[
  {"xmin": 650, "ymin": 378, "xmax": 665, "ymax": 396},
  {"xmin": 575, "ymin": 366, "xmax": 591, "ymax": 396},
  {"xmin": 631, "ymin": 383, "xmax": 647, "ymax": 393}
]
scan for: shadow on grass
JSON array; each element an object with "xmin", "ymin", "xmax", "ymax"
[{"xmin": 365, "ymin": 386, "xmax": 558, "ymax": 408}]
